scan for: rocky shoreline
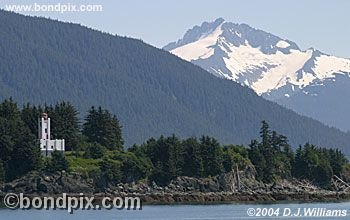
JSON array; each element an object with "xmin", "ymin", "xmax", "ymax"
[
  {"xmin": 1, "ymin": 171, "xmax": 350, "ymax": 204},
  {"xmin": 92, "ymin": 191, "xmax": 350, "ymax": 204}
]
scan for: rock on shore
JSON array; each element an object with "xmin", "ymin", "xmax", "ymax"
[{"xmin": 1, "ymin": 171, "xmax": 350, "ymax": 203}]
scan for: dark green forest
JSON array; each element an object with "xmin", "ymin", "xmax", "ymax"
[
  {"xmin": 1, "ymin": 10, "xmax": 350, "ymax": 152},
  {"xmin": 0, "ymin": 99, "xmax": 348, "ymax": 188}
]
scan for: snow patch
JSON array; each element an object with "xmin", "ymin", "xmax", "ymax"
[
  {"xmin": 276, "ymin": 40, "xmax": 290, "ymax": 48},
  {"xmin": 222, "ymin": 44, "xmax": 313, "ymax": 94},
  {"xmin": 312, "ymin": 55, "xmax": 350, "ymax": 79},
  {"xmin": 170, "ymin": 24, "xmax": 223, "ymax": 61}
]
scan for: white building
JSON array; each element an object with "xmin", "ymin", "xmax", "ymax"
[{"xmin": 39, "ymin": 113, "xmax": 65, "ymax": 156}]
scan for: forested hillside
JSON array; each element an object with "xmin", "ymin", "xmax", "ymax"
[{"xmin": 0, "ymin": 10, "xmax": 350, "ymax": 152}]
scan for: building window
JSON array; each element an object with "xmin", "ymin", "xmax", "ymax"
[
  {"xmin": 51, "ymin": 146, "xmax": 54, "ymax": 149},
  {"xmin": 45, "ymin": 128, "xmax": 47, "ymax": 133},
  {"xmin": 43, "ymin": 145, "xmax": 46, "ymax": 149}
]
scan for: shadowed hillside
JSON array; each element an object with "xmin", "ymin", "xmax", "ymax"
[{"xmin": 0, "ymin": 10, "xmax": 349, "ymax": 153}]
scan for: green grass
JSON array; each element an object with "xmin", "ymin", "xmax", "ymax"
[{"xmin": 66, "ymin": 155, "xmax": 101, "ymax": 177}]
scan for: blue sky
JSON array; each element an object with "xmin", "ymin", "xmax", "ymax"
[{"xmin": 1, "ymin": 0, "xmax": 349, "ymax": 57}]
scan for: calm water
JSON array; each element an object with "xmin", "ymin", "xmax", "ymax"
[{"xmin": 1, "ymin": 202, "xmax": 350, "ymax": 219}]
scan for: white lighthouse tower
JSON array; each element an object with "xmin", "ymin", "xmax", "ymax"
[{"xmin": 39, "ymin": 113, "xmax": 65, "ymax": 156}]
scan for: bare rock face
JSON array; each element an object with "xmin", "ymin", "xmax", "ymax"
[{"xmin": 1, "ymin": 172, "xmax": 94, "ymax": 195}]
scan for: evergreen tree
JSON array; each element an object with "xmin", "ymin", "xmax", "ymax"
[
  {"xmin": 50, "ymin": 102, "xmax": 80, "ymax": 151},
  {"xmin": 259, "ymin": 121, "xmax": 274, "ymax": 182},
  {"xmin": 167, "ymin": 135, "xmax": 184, "ymax": 178},
  {"xmin": 83, "ymin": 106, "xmax": 123, "ymax": 150},
  {"xmin": 293, "ymin": 146, "xmax": 306, "ymax": 178},
  {"xmin": 0, "ymin": 99, "xmax": 41, "ymax": 181},
  {"xmin": 182, "ymin": 137, "xmax": 204, "ymax": 177},
  {"xmin": 248, "ymin": 139, "xmax": 266, "ymax": 181},
  {"xmin": 200, "ymin": 136, "xmax": 223, "ymax": 177},
  {"xmin": 313, "ymin": 160, "xmax": 333, "ymax": 187},
  {"xmin": 260, "ymin": 120, "xmax": 271, "ymax": 147},
  {"xmin": 324, "ymin": 149, "xmax": 347, "ymax": 177},
  {"xmin": 21, "ymin": 103, "xmax": 41, "ymax": 137},
  {"xmin": 46, "ymin": 151, "xmax": 69, "ymax": 172}
]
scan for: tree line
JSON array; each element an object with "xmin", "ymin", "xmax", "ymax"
[{"xmin": 0, "ymin": 99, "xmax": 348, "ymax": 188}]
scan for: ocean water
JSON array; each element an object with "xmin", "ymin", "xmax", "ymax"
[{"xmin": 1, "ymin": 202, "xmax": 350, "ymax": 220}]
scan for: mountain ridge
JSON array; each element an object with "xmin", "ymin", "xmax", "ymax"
[{"xmin": 165, "ymin": 18, "xmax": 350, "ymax": 131}]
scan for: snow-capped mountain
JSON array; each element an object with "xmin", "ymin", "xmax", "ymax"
[{"xmin": 164, "ymin": 18, "xmax": 350, "ymax": 131}]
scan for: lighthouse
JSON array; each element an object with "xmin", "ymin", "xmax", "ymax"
[{"xmin": 39, "ymin": 113, "xmax": 65, "ymax": 156}]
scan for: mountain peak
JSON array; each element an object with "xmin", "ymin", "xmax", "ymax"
[
  {"xmin": 163, "ymin": 18, "xmax": 225, "ymax": 51},
  {"xmin": 164, "ymin": 18, "xmax": 301, "ymax": 57},
  {"xmin": 213, "ymin": 17, "xmax": 225, "ymax": 25}
]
